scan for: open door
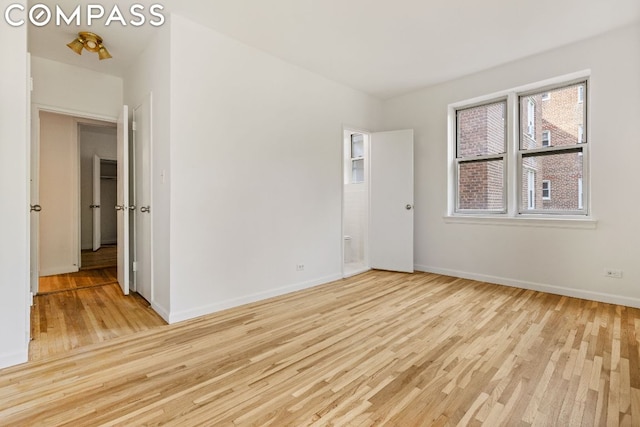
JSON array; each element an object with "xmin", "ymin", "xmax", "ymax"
[
  {"xmin": 92, "ymin": 155, "xmax": 101, "ymax": 251},
  {"xmin": 29, "ymin": 114, "xmax": 39, "ymax": 295},
  {"xmin": 116, "ymin": 106, "xmax": 129, "ymax": 295},
  {"xmin": 133, "ymin": 95, "xmax": 153, "ymax": 302},
  {"xmin": 370, "ymin": 129, "xmax": 414, "ymax": 273}
]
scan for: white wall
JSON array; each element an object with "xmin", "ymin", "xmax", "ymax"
[
  {"xmin": 0, "ymin": 2, "xmax": 29, "ymax": 368},
  {"xmin": 168, "ymin": 14, "xmax": 382, "ymax": 322},
  {"xmin": 79, "ymin": 125, "xmax": 117, "ymax": 250},
  {"xmin": 382, "ymin": 24, "xmax": 640, "ymax": 307},
  {"xmin": 31, "ymin": 56, "xmax": 123, "ymax": 119},
  {"xmin": 38, "ymin": 112, "xmax": 80, "ymax": 275},
  {"xmin": 124, "ymin": 24, "xmax": 171, "ymax": 320}
]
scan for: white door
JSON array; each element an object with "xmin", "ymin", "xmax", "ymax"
[
  {"xmin": 133, "ymin": 95, "xmax": 152, "ymax": 302},
  {"xmin": 92, "ymin": 155, "xmax": 101, "ymax": 251},
  {"xmin": 29, "ymin": 113, "xmax": 39, "ymax": 294},
  {"xmin": 370, "ymin": 129, "xmax": 414, "ymax": 273},
  {"xmin": 116, "ymin": 106, "xmax": 129, "ymax": 295}
]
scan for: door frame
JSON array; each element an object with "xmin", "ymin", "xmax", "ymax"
[
  {"xmin": 30, "ymin": 104, "xmax": 116, "ymax": 294},
  {"xmin": 341, "ymin": 125, "xmax": 372, "ymax": 278}
]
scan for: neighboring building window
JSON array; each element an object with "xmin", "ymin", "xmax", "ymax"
[
  {"xmin": 578, "ymin": 124, "xmax": 584, "ymax": 144},
  {"xmin": 578, "ymin": 178, "xmax": 583, "ymax": 209},
  {"xmin": 542, "ymin": 130, "xmax": 551, "ymax": 147},
  {"xmin": 542, "ymin": 180, "xmax": 551, "ymax": 200},
  {"xmin": 578, "ymin": 85, "xmax": 584, "ymax": 103},
  {"xmin": 526, "ymin": 170, "xmax": 535, "ymax": 209},
  {"xmin": 455, "ymin": 100, "xmax": 506, "ymax": 213},
  {"xmin": 350, "ymin": 134, "xmax": 364, "ymax": 183},
  {"xmin": 526, "ymin": 99, "xmax": 535, "ymax": 137},
  {"xmin": 519, "ymin": 81, "xmax": 587, "ymax": 213},
  {"xmin": 448, "ymin": 76, "xmax": 589, "ymax": 217}
]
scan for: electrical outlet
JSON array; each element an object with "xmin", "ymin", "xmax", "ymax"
[
  {"xmin": 296, "ymin": 264, "xmax": 305, "ymax": 271},
  {"xmin": 604, "ymin": 268, "xmax": 623, "ymax": 279}
]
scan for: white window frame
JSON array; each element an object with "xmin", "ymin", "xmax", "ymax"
[
  {"xmin": 453, "ymin": 99, "xmax": 507, "ymax": 214},
  {"xmin": 541, "ymin": 130, "xmax": 551, "ymax": 147},
  {"xmin": 446, "ymin": 70, "xmax": 594, "ymax": 227},
  {"xmin": 542, "ymin": 180, "xmax": 551, "ymax": 200}
]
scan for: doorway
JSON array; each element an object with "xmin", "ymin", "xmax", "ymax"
[
  {"xmin": 34, "ymin": 110, "xmax": 117, "ymax": 293},
  {"xmin": 342, "ymin": 129, "xmax": 370, "ymax": 277}
]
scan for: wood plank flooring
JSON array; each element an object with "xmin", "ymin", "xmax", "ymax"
[
  {"xmin": 29, "ymin": 282, "xmax": 166, "ymax": 361},
  {"xmin": 2, "ymin": 270, "xmax": 639, "ymax": 425},
  {"xmin": 38, "ymin": 267, "xmax": 118, "ymax": 294},
  {"xmin": 81, "ymin": 245, "xmax": 117, "ymax": 270}
]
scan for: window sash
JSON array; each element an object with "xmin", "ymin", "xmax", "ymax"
[
  {"xmin": 518, "ymin": 146, "xmax": 586, "ymax": 214},
  {"xmin": 455, "ymin": 154, "xmax": 507, "ymax": 213}
]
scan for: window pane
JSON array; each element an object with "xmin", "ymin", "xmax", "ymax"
[
  {"xmin": 520, "ymin": 82, "xmax": 586, "ymax": 150},
  {"xmin": 457, "ymin": 101, "xmax": 506, "ymax": 157},
  {"xmin": 351, "ymin": 134, "xmax": 364, "ymax": 158},
  {"xmin": 352, "ymin": 159, "xmax": 364, "ymax": 183},
  {"xmin": 521, "ymin": 151, "xmax": 583, "ymax": 211},
  {"xmin": 458, "ymin": 159, "xmax": 504, "ymax": 210}
]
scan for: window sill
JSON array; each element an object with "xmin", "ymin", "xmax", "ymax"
[{"xmin": 443, "ymin": 214, "xmax": 597, "ymax": 229}]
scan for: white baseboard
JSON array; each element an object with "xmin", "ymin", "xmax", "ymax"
[
  {"xmin": 39, "ymin": 266, "xmax": 79, "ymax": 277},
  {"xmin": 0, "ymin": 348, "xmax": 28, "ymax": 370},
  {"xmin": 151, "ymin": 301, "xmax": 170, "ymax": 323},
  {"xmin": 415, "ymin": 264, "xmax": 640, "ymax": 309},
  {"xmin": 168, "ymin": 273, "xmax": 343, "ymax": 324}
]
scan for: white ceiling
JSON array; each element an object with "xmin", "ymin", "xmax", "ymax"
[{"xmin": 28, "ymin": 0, "xmax": 640, "ymax": 99}]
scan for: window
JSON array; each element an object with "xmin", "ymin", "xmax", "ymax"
[
  {"xmin": 577, "ymin": 124, "xmax": 584, "ymax": 144},
  {"xmin": 455, "ymin": 101, "xmax": 506, "ymax": 212},
  {"xmin": 350, "ymin": 134, "xmax": 365, "ymax": 183},
  {"xmin": 526, "ymin": 99, "xmax": 535, "ymax": 138},
  {"xmin": 578, "ymin": 178, "xmax": 583, "ymax": 209},
  {"xmin": 519, "ymin": 82, "xmax": 586, "ymax": 213},
  {"xmin": 577, "ymin": 85, "xmax": 584, "ymax": 103},
  {"xmin": 542, "ymin": 180, "xmax": 551, "ymax": 200},
  {"xmin": 526, "ymin": 170, "xmax": 535, "ymax": 209},
  {"xmin": 449, "ymin": 76, "xmax": 588, "ymax": 217}
]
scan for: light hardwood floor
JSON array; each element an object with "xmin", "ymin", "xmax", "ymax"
[
  {"xmin": 2, "ymin": 270, "xmax": 639, "ymax": 425},
  {"xmin": 30, "ymin": 282, "xmax": 166, "ymax": 361}
]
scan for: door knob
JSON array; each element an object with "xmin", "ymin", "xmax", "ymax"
[
  {"xmin": 115, "ymin": 204, "xmax": 124, "ymax": 211},
  {"xmin": 140, "ymin": 206, "xmax": 151, "ymax": 213},
  {"xmin": 30, "ymin": 204, "xmax": 42, "ymax": 212},
  {"xmin": 406, "ymin": 204, "xmax": 413, "ymax": 210},
  {"xmin": 90, "ymin": 204, "xmax": 100, "ymax": 209},
  {"xmin": 129, "ymin": 205, "xmax": 136, "ymax": 211}
]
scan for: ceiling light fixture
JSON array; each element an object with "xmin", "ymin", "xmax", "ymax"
[{"xmin": 67, "ymin": 32, "xmax": 112, "ymax": 60}]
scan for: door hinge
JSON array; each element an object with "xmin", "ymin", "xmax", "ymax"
[
  {"xmin": 132, "ymin": 261, "xmax": 138, "ymax": 272},
  {"xmin": 132, "ymin": 121, "xmax": 137, "ymax": 131},
  {"xmin": 30, "ymin": 77, "xmax": 33, "ymax": 92}
]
